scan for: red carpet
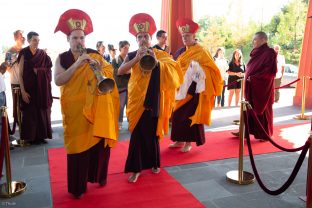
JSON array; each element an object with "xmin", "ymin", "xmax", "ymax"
[
  {"xmin": 49, "ymin": 122, "xmax": 310, "ymax": 175},
  {"xmin": 50, "ymin": 164, "xmax": 204, "ymax": 208},
  {"xmin": 48, "ymin": 122, "xmax": 309, "ymax": 207}
]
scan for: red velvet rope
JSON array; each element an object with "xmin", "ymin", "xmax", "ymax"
[
  {"xmin": 274, "ymin": 78, "xmax": 300, "ymax": 90},
  {"xmin": 244, "ymin": 109, "xmax": 310, "ymax": 195},
  {"xmin": 0, "ymin": 113, "xmax": 10, "ymax": 180},
  {"xmin": 223, "ymin": 80, "xmax": 238, "ymax": 88},
  {"xmin": 246, "ymin": 107, "xmax": 307, "ymax": 152}
]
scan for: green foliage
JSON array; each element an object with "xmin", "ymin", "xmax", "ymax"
[
  {"xmin": 269, "ymin": 0, "xmax": 307, "ymax": 64},
  {"xmin": 197, "ymin": 16, "xmax": 232, "ymax": 53},
  {"xmin": 197, "ymin": 0, "xmax": 308, "ymax": 65}
]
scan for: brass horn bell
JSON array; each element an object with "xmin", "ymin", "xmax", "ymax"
[
  {"xmin": 93, "ymin": 68, "xmax": 115, "ymax": 94},
  {"xmin": 139, "ymin": 47, "xmax": 157, "ymax": 73},
  {"xmin": 77, "ymin": 44, "xmax": 115, "ymax": 94},
  {"xmin": 90, "ymin": 64, "xmax": 115, "ymax": 94}
]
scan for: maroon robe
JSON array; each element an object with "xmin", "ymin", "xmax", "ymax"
[
  {"xmin": 59, "ymin": 49, "xmax": 111, "ymax": 197},
  {"xmin": 171, "ymin": 82, "xmax": 205, "ymax": 145},
  {"xmin": 124, "ymin": 50, "xmax": 161, "ymax": 173},
  {"xmin": 17, "ymin": 47, "xmax": 52, "ymax": 143},
  {"xmin": 245, "ymin": 43, "xmax": 277, "ymax": 139},
  {"xmin": 170, "ymin": 48, "xmax": 205, "ymax": 146}
]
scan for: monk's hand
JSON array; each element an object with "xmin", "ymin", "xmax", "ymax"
[
  {"xmin": 21, "ymin": 90, "xmax": 31, "ymax": 104},
  {"xmin": 89, "ymin": 59, "xmax": 102, "ymax": 71},
  {"xmin": 76, "ymin": 53, "xmax": 91, "ymax": 66}
]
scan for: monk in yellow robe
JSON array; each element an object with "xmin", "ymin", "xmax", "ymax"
[
  {"xmin": 54, "ymin": 9, "xmax": 119, "ymax": 198},
  {"xmin": 118, "ymin": 13, "xmax": 182, "ymax": 183},
  {"xmin": 170, "ymin": 18, "xmax": 223, "ymax": 152}
]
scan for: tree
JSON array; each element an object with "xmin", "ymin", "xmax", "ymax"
[
  {"xmin": 197, "ymin": 16, "xmax": 232, "ymax": 54},
  {"xmin": 269, "ymin": 0, "xmax": 307, "ymax": 64},
  {"xmin": 195, "ymin": 0, "xmax": 308, "ymax": 64}
]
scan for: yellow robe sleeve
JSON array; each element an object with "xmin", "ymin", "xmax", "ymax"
[
  {"xmin": 82, "ymin": 54, "xmax": 119, "ymax": 147},
  {"xmin": 156, "ymin": 50, "xmax": 183, "ymax": 138},
  {"xmin": 126, "ymin": 49, "xmax": 182, "ymax": 138},
  {"xmin": 175, "ymin": 44, "xmax": 223, "ymax": 126}
]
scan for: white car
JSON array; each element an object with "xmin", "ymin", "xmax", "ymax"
[{"xmin": 280, "ymin": 64, "xmax": 299, "ymax": 88}]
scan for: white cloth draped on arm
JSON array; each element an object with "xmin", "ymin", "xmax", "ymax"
[{"xmin": 175, "ymin": 60, "xmax": 206, "ymax": 100}]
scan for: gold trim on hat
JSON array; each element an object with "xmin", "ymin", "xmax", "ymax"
[
  {"xmin": 67, "ymin": 18, "xmax": 87, "ymax": 31},
  {"xmin": 178, "ymin": 24, "xmax": 190, "ymax": 33},
  {"xmin": 133, "ymin": 22, "xmax": 150, "ymax": 34}
]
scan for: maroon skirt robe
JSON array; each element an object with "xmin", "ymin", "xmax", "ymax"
[
  {"xmin": 245, "ymin": 43, "xmax": 277, "ymax": 140},
  {"xmin": 59, "ymin": 49, "xmax": 111, "ymax": 197},
  {"xmin": 124, "ymin": 50, "xmax": 161, "ymax": 173},
  {"xmin": 170, "ymin": 81, "xmax": 205, "ymax": 146},
  {"xmin": 17, "ymin": 47, "xmax": 52, "ymax": 143}
]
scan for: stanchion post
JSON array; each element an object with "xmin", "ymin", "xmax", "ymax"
[
  {"xmin": 295, "ymin": 76, "xmax": 311, "ymax": 120},
  {"xmin": 238, "ymin": 100, "xmax": 246, "ymax": 182},
  {"xmin": 232, "ymin": 78, "xmax": 243, "ymax": 125},
  {"xmin": 0, "ymin": 106, "xmax": 26, "ymax": 198},
  {"xmin": 226, "ymin": 79, "xmax": 255, "ymax": 185}
]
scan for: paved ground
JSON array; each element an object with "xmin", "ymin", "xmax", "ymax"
[{"xmin": 0, "ymin": 88, "xmax": 311, "ymax": 208}]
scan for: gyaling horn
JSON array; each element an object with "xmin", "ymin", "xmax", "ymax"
[
  {"xmin": 139, "ymin": 46, "xmax": 157, "ymax": 73},
  {"xmin": 77, "ymin": 44, "xmax": 115, "ymax": 94}
]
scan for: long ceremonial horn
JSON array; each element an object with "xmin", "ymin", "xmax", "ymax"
[
  {"xmin": 139, "ymin": 46, "xmax": 157, "ymax": 73},
  {"xmin": 77, "ymin": 45, "xmax": 115, "ymax": 94}
]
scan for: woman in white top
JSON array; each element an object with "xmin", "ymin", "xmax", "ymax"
[{"xmin": 213, "ymin": 47, "xmax": 228, "ymax": 107}]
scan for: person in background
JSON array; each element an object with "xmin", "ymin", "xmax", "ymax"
[
  {"xmin": 213, "ymin": 47, "xmax": 228, "ymax": 107},
  {"xmin": 17, "ymin": 31, "xmax": 53, "ymax": 145},
  {"xmin": 112, "ymin": 40, "xmax": 130, "ymax": 130},
  {"xmin": 227, "ymin": 49, "xmax": 245, "ymax": 107},
  {"xmin": 153, "ymin": 30, "xmax": 171, "ymax": 54},
  {"xmin": 118, "ymin": 13, "xmax": 182, "ymax": 183},
  {"xmin": 169, "ymin": 18, "xmax": 223, "ymax": 152},
  {"xmin": 1, "ymin": 30, "xmax": 25, "ymax": 145},
  {"xmin": 273, "ymin": 44, "xmax": 285, "ymax": 103},
  {"xmin": 108, "ymin": 44, "xmax": 117, "ymax": 62},
  {"xmin": 96, "ymin": 41, "xmax": 110, "ymax": 63},
  {"xmin": 54, "ymin": 9, "xmax": 119, "ymax": 198}
]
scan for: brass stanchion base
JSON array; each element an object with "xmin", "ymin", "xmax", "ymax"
[
  {"xmin": 232, "ymin": 119, "xmax": 240, "ymax": 125},
  {"xmin": 294, "ymin": 115, "xmax": 311, "ymax": 120},
  {"xmin": 12, "ymin": 139, "xmax": 30, "ymax": 147},
  {"xmin": 0, "ymin": 181, "xmax": 27, "ymax": 198},
  {"xmin": 226, "ymin": 170, "xmax": 255, "ymax": 185}
]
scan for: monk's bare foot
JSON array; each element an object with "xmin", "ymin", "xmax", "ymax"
[
  {"xmin": 181, "ymin": 142, "xmax": 192, "ymax": 152},
  {"xmin": 151, "ymin": 167, "xmax": 160, "ymax": 174},
  {"xmin": 128, "ymin": 172, "xmax": 140, "ymax": 183},
  {"xmin": 169, "ymin": 142, "xmax": 185, "ymax": 148}
]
